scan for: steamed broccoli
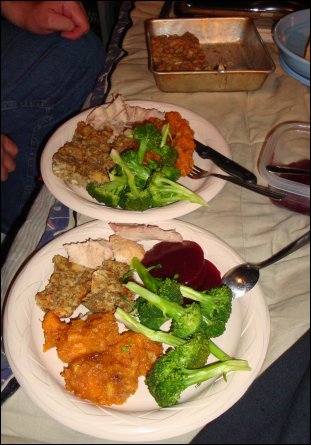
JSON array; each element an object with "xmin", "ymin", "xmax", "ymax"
[
  {"xmin": 160, "ymin": 165, "xmax": 181, "ymax": 181},
  {"xmin": 180, "ymin": 284, "xmax": 233, "ymax": 338},
  {"xmin": 116, "ymin": 307, "xmax": 250, "ymax": 408},
  {"xmin": 116, "ymin": 308, "xmax": 210, "ymax": 367},
  {"xmin": 120, "ymin": 150, "xmax": 151, "ymax": 188},
  {"xmin": 110, "ymin": 149, "xmax": 152, "ymax": 211},
  {"xmin": 133, "ymin": 123, "xmax": 162, "ymax": 164},
  {"xmin": 149, "ymin": 173, "xmax": 208, "ymax": 208},
  {"xmin": 125, "ymin": 282, "xmax": 202, "ymax": 339},
  {"xmin": 131, "ymin": 257, "xmax": 183, "ymax": 330},
  {"xmin": 146, "ymin": 348, "xmax": 251, "ymax": 408},
  {"xmin": 115, "ymin": 307, "xmax": 185, "ymax": 347},
  {"xmin": 86, "ymin": 174, "xmax": 127, "ymax": 207},
  {"xmin": 116, "ymin": 307, "xmax": 232, "ymax": 362}
]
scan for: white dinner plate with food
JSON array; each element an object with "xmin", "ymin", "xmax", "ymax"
[
  {"xmin": 3, "ymin": 219, "xmax": 270, "ymax": 442},
  {"xmin": 40, "ymin": 100, "xmax": 230, "ymax": 222}
]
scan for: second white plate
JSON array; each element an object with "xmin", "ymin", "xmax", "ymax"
[{"xmin": 40, "ymin": 100, "xmax": 231, "ymax": 222}]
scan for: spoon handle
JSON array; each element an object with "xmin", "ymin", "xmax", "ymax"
[{"xmin": 256, "ymin": 231, "xmax": 310, "ymax": 269}]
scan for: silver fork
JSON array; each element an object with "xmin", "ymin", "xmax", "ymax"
[{"xmin": 188, "ymin": 165, "xmax": 286, "ymax": 200}]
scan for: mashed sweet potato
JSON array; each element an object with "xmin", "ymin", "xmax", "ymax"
[{"xmin": 42, "ymin": 311, "xmax": 163, "ymax": 406}]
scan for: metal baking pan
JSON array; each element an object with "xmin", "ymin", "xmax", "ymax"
[
  {"xmin": 173, "ymin": 1, "xmax": 309, "ymax": 20},
  {"xmin": 145, "ymin": 17, "xmax": 275, "ymax": 92}
]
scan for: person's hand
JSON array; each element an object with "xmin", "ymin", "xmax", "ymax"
[
  {"xmin": 1, "ymin": 134, "xmax": 18, "ymax": 181},
  {"xmin": 1, "ymin": 1, "xmax": 90, "ymax": 40}
]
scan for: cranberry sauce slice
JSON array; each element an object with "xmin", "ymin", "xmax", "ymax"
[{"xmin": 142, "ymin": 241, "xmax": 205, "ymax": 284}]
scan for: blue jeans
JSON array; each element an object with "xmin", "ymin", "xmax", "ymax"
[{"xmin": 1, "ymin": 19, "xmax": 106, "ymax": 236}]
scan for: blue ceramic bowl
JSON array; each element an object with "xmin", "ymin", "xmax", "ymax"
[{"xmin": 273, "ymin": 9, "xmax": 310, "ymax": 80}]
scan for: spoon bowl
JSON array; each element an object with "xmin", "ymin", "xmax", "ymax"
[{"xmin": 222, "ymin": 231, "xmax": 310, "ymax": 298}]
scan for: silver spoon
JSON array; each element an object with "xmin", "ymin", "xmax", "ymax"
[{"xmin": 222, "ymin": 231, "xmax": 310, "ymax": 298}]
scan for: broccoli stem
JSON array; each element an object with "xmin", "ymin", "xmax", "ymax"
[
  {"xmin": 208, "ymin": 340, "xmax": 232, "ymax": 361},
  {"xmin": 180, "ymin": 284, "xmax": 208, "ymax": 303},
  {"xmin": 115, "ymin": 308, "xmax": 185, "ymax": 347},
  {"xmin": 181, "ymin": 359, "xmax": 251, "ymax": 387},
  {"xmin": 110, "ymin": 148, "xmax": 139, "ymax": 195},
  {"xmin": 125, "ymin": 282, "xmax": 186, "ymax": 320},
  {"xmin": 131, "ymin": 257, "xmax": 159, "ymax": 293},
  {"xmin": 161, "ymin": 123, "xmax": 172, "ymax": 147},
  {"xmin": 150, "ymin": 174, "xmax": 208, "ymax": 207}
]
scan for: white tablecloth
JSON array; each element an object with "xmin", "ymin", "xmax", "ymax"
[{"xmin": 1, "ymin": 2, "xmax": 310, "ymax": 444}]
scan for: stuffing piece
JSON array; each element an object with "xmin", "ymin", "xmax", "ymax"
[
  {"xmin": 35, "ymin": 255, "xmax": 93, "ymax": 318},
  {"xmin": 82, "ymin": 261, "xmax": 135, "ymax": 313},
  {"xmin": 52, "ymin": 121, "xmax": 136, "ymax": 187}
]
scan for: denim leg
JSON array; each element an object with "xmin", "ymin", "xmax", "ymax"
[{"xmin": 1, "ymin": 19, "xmax": 106, "ymax": 235}]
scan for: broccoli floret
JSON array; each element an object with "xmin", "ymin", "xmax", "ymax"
[
  {"xmin": 180, "ymin": 284, "xmax": 233, "ymax": 338},
  {"xmin": 110, "ymin": 149, "xmax": 152, "ymax": 211},
  {"xmin": 160, "ymin": 165, "xmax": 181, "ymax": 181},
  {"xmin": 133, "ymin": 123, "xmax": 162, "ymax": 164},
  {"xmin": 131, "ymin": 258, "xmax": 182, "ymax": 302},
  {"xmin": 148, "ymin": 173, "xmax": 208, "ymax": 208},
  {"xmin": 134, "ymin": 297, "xmax": 167, "ymax": 330},
  {"xmin": 146, "ymin": 350, "xmax": 251, "ymax": 407},
  {"xmin": 131, "ymin": 257, "xmax": 183, "ymax": 330},
  {"xmin": 124, "ymin": 189, "xmax": 152, "ymax": 211},
  {"xmin": 125, "ymin": 282, "xmax": 202, "ymax": 339},
  {"xmin": 159, "ymin": 145, "xmax": 179, "ymax": 167},
  {"xmin": 86, "ymin": 176, "xmax": 127, "ymax": 207}
]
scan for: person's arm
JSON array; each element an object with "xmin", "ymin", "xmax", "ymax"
[
  {"xmin": 1, "ymin": 134, "xmax": 18, "ymax": 181},
  {"xmin": 1, "ymin": 1, "xmax": 89, "ymax": 39}
]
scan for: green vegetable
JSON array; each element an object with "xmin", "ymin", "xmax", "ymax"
[
  {"xmin": 115, "ymin": 308, "xmax": 185, "ymax": 347},
  {"xmin": 133, "ymin": 123, "xmax": 162, "ymax": 163},
  {"xmin": 110, "ymin": 149, "xmax": 152, "ymax": 211},
  {"xmin": 120, "ymin": 150, "xmax": 151, "ymax": 189},
  {"xmin": 116, "ymin": 307, "xmax": 250, "ymax": 408},
  {"xmin": 180, "ymin": 284, "xmax": 233, "ymax": 338},
  {"xmin": 131, "ymin": 257, "xmax": 183, "ymax": 330},
  {"xmin": 86, "ymin": 175, "xmax": 127, "ymax": 207},
  {"xmin": 149, "ymin": 173, "xmax": 208, "ymax": 208},
  {"xmin": 125, "ymin": 281, "xmax": 202, "ymax": 339},
  {"xmin": 146, "ymin": 349, "xmax": 251, "ymax": 408}
]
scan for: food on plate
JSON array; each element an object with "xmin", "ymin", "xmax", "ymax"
[
  {"xmin": 52, "ymin": 95, "xmax": 207, "ymax": 210},
  {"xmin": 64, "ymin": 238, "xmax": 113, "ymax": 269},
  {"xmin": 145, "ymin": 334, "xmax": 251, "ymax": 408},
  {"xmin": 116, "ymin": 308, "xmax": 251, "ymax": 408},
  {"xmin": 42, "ymin": 311, "xmax": 163, "ymax": 405},
  {"xmin": 42, "ymin": 311, "xmax": 120, "ymax": 362},
  {"xmin": 130, "ymin": 257, "xmax": 227, "ymax": 337},
  {"xmin": 82, "ymin": 260, "xmax": 135, "ymax": 313},
  {"xmin": 108, "ymin": 234, "xmax": 145, "ymax": 265},
  {"xmin": 151, "ymin": 32, "xmax": 206, "ymax": 71},
  {"xmin": 61, "ymin": 330, "xmax": 162, "ymax": 406},
  {"xmin": 108, "ymin": 222, "xmax": 183, "ymax": 242},
  {"xmin": 36, "ymin": 233, "xmax": 146, "ymax": 317},
  {"xmin": 35, "ymin": 255, "xmax": 94, "ymax": 318},
  {"xmin": 37, "ymin": 223, "xmax": 249, "ymax": 409}
]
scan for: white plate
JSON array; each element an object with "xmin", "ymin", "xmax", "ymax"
[
  {"xmin": 3, "ymin": 220, "xmax": 270, "ymax": 442},
  {"xmin": 40, "ymin": 101, "xmax": 230, "ymax": 222}
]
